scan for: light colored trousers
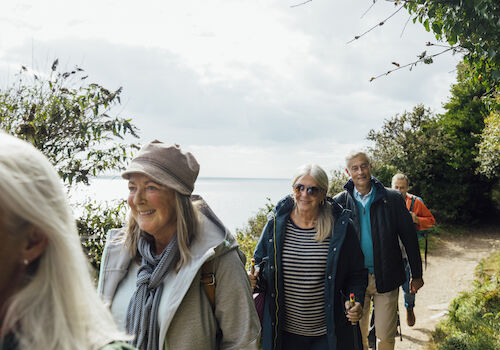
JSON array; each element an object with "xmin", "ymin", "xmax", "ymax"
[{"xmin": 360, "ymin": 273, "xmax": 399, "ymax": 350}]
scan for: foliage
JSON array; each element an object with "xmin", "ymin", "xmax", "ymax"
[
  {"xmin": 477, "ymin": 94, "xmax": 500, "ymax": 178},
  {"xmin": 235, "ymin": 198, "xmax": 274, "ymax": 270},
  {"xmin": 370, "ymin": 161, "xmax": 397, "ymax": 188},
  {"xmin": 432, "ymin": 250, "xmax": 500, "ymax": 350},
  {"xmin": 476, "ymin": 250, "xmax": 500, "ymax": 282},
  {"xmin": 0, "ymin": 59, "xmax": 139, "ymax": 185},
  {"xmin": 77, "ymin": 200, "xmax": 128, "ymax": 271},
  {"xmin": 436, "ymin": 64, "xmax": 496, "ymax": 220},
  {"xmin": 327, "ymin": 169, "xmax": 349, "ymax": 196},
  {"xmin": 367, "ymin": 105, "xmax": 452, "ymax": 219},
  {"xmin": 0, "ymin": 60, "xmax": 139, "ymax": 270},
  {"xmin": 400, "ymin": 0, "xmax": 500, "ymax": 90},
  {"xmin": 368, "ymin": 63, "xmax": 497, "ymax": 222}
]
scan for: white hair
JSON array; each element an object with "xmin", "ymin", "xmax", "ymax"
[
  {"xmin": 0, "ymin": 132, "xmax": 126, "ymax": 349},
  {"xmin": 291, "ymin": 164, "xmax": 333, "ymax": 242}
]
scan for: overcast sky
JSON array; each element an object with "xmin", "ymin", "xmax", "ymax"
[{"xmin": 0, "ymin": 0, "xmax": 462, "ymax": 178}]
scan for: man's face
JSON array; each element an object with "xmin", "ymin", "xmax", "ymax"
[
  {"xmin": 392, "ymin": 178, "xmax": 409, "ymax": 198},
  {"xmin": 346, "ymin": 155, "xmax": 372, "ymax": 190}
]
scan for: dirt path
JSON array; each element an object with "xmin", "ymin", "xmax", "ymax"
[{"xmin": 392, "ymin": 228, "xmax": 500, "ymax": 350}]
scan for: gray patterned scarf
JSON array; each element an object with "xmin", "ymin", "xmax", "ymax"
[{"xmin": 125, "ymin": 235, "xmax": 179, "ymax": 350}]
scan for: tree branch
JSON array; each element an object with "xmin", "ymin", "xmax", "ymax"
[
  {"xmin": 369, "ymin": 47, "xmax": 456, "ymax": 82},
  {"xmin": 347, "ymin": 5, "xmax": 405, "ymax": 44},
  {"xmin": 361, "ymin": 0, "xmax": 378, "ymax": 19},
  {"xmin": 290, "ymin": 0, "xmax": 312, "ymax": 8},
  {"xmin": 400, "ymin": 14, "xmax": 412, "ymax": 37}
]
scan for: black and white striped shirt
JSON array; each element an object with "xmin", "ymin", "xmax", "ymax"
[{"xmin": 282, "ymin": 219, "xmax": 330, "ymax": 336}]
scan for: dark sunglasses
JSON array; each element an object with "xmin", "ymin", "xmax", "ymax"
[{"xmin": 293, "ymin": 184, "xmax": 322, "ymax": 196}]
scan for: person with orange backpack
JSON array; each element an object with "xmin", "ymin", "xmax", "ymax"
[{"xmin": 391, "ymin": 173, "xmax": 435, "ymax": 327}]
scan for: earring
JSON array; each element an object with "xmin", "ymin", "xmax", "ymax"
[
  {"xmin": 321, "ymin": 199, "xmax": 325, "ymax": 206},
  {"xmin": 23, "ymin": 259, "xmax": 29, "ymax": 265}
]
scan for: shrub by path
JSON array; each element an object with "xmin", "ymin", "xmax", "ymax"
[{"xmin": 393, "ymin": 227, "xmax": 500, "ymax": 350}]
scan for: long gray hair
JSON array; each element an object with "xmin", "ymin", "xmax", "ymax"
[
  {"xmin": 291, "ymin": 164, "xmax": 334, "ymax": 242},
  {"xmin": 0, "ymin": 132, "xmax": 125, "ymax": 349}
]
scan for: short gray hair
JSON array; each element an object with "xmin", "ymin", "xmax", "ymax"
[
  {"xmin": 392, "ymin": 173, "xmax": 409, "ymax": 187},
  {"xmin": 345, "ymin": 151, "xmax": 371, "ymax": 168}
]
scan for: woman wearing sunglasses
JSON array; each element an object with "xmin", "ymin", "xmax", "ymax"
[{"xmin": 250, "ymin": 164, "xmax": 368, "ymax": 350}]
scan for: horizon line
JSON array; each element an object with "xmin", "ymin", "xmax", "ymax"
[{"xmin": 93, "ymin": 175, "xmax": 291, "ymax": 181}]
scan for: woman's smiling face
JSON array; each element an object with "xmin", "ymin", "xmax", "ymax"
[
  {"xmin": 293, "ymin": 174, "xmax": 324, "ymax": 212},
  {"xmin": 127, "ymin": 173, "xmax": 177, "ymax": 239}
]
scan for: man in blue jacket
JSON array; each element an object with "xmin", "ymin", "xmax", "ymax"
[{"xmin": 333, "ymin": 151, "xmax": 424, "ymax": 350}]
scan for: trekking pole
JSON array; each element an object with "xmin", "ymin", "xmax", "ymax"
[{"xmin": 350, "ymin": 293, "xmax": 361, "ymax": 350}]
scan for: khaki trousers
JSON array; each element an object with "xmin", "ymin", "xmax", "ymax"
[{"xmin": 359, "ymin": 274, "xmax": 399, "ymax": 350}]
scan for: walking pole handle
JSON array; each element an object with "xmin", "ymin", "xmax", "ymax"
[{"xmin": 349, "ymin": 293, "xmax": 357, "ymax": 325}]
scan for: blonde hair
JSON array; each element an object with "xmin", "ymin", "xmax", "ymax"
[
  {"xmin": 125, "ymin": 190, "xmax": 199, "ymax": 271},
  {"xmin": 0, "ymin": 132, "xmax": 126, "ymax": 349},
  {"xmin": 291, "ymin": 164, "xmax": 334, "ymax": 242}
]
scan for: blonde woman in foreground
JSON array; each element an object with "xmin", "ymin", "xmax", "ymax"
[{"xmin": 0, "ymin": 132, "xmax": 135, "ymax": 350}]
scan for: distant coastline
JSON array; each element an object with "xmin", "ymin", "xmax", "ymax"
[
  {"xmin": 94, "ymin": 175, "xmax": 290, "ymax": 181},
  {"xmin": 72, "ymin": 176, "xmax": 291, "ymax": 233}
]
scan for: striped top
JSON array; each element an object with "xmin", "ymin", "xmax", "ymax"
[{"xmin": 282, "ymin": 219, "xmax": 330, "ymax": 336}]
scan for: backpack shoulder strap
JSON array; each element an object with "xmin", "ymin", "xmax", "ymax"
[
  {"xmin": 201, "ymin": 260, "xmax": 216, "ymax": 311},
  {"xmin": 409, "ymin": 195, "xmax": 416, "ymax": 212}
]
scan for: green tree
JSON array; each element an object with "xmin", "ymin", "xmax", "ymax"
[
  {"xmin": 328, "ymin": 169, "xmax": 349, "ymax": 196},
  {"xmin": 401, "ymin": 0, "xmax": 500, "ymax": 89},
  {"xmin": 368, "ymin": 71, "xmax": 496, "ymax": 222},
  {"xmin": 477, "ymin": 94, "xmax": 500, "ymax": 178},
  {"xmin": 367, "ymin": 105, "xmax": 455, "ymax": 218},
  {"xmin": 0, "ymin": 60, "xmax": 139, "ymax": 270},
  {"xmin": 370, "ymin": 161, "xmax": 398, "ymax": 188},
  {"xmin": 0, "ymin": 60, "xmax": 139, "ymax": 185}
]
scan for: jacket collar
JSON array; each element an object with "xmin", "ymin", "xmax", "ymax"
[{"xmin": 344, "ymin": 176, "xmax": 387, "ymax": 203}]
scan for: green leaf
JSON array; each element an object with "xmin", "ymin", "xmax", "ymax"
[
  {"xmin": 431, "ymin": 22, "xmax": 442, "ymax": 35},
  {"xmin": 424, "ymin": 19, "xmax": 430, "ymax": 31}
]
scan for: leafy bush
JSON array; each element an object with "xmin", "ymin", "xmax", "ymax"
[
  {"xmin": 432, "ymin": 250, "xmax": 500, "ymax": 350},
  {"xmin": 328, "ymin": 169, "xmax": 349, "ymax": 196},
  {"xmin": 77, "ymin": 199, "xmax": 128, "ymax": 271},
  {"xmin": 370, "ymin": 162, "xmax": 398, "ymax": 188},
  {"xmin": 368, "ymin": 86, "xmax": 496, "ymax": 222},
  {"xmin": 0, "ymin": 60, "xmax": 139, "ymax": 185},
  {"xmin": 235, "ymin": 198, "xmax": 274, "ymax": 269},
  {"xmin": 0, "ymin": 61, "xmax": 138, "ymax": 271},
  {"xmin": 477, "ymin": 94, "xmax": 500, "ymax": 178}
]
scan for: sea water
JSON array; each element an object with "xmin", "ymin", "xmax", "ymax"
[{"xmin": 69, "ymin": 177, "xmax": 292, "ymax": 233}]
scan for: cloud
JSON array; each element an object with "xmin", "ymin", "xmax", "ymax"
[{"xmin": 0, "ymin": 0, "xmax": 464, "ymax": 177}]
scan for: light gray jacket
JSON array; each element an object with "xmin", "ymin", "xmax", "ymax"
[{"xmin": 98, "ymin": 198, "xmax": 260, "ymax": 350}]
